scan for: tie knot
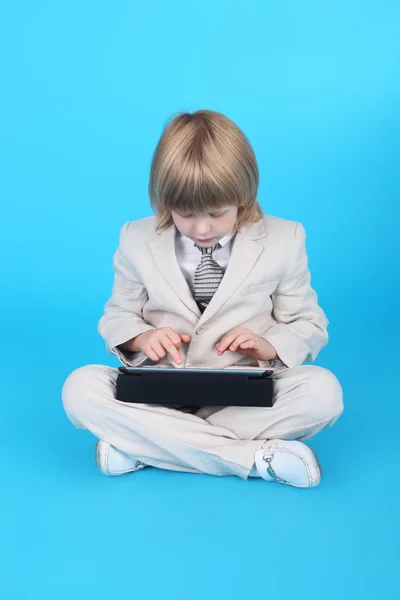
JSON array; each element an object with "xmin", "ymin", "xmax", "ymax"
[{"xmin": 195, "ymin": 242, "xmax": 221, "ymax": 256}]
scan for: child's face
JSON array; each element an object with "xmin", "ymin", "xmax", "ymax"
[{"xmin": 171, "ymin": 206, "xmax": 238, "ymax": 247}]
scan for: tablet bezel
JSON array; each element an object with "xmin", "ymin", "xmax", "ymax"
[{"xmin": 119, "ymin": 366, "xmax": 273, "ymax": 377}]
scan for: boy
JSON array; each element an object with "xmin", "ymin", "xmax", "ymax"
[{"xmin": 62, "ymin": 110, "xmax": 343, "ymax": 487}]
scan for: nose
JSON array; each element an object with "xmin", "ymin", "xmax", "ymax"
[{"xmin": 193, "ymin": 219, "xmax": 212, "ymax": 237}]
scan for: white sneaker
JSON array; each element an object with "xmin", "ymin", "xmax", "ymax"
[
  {"xmin": 95, "ymin": 441, "xmax": 147, "ymax": 476},
  {"xmin": 254, "ymin": 440, "xmax": 322, "ymax": 488}
]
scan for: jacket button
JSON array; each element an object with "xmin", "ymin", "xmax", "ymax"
[{"xmin": 196, "ymin": 327, "xmax": 205, "ymax": 335}]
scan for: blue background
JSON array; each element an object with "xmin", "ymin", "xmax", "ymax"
[{"xmin": 1, "ymin": 1, "xmax": 399, "ymax": 598}]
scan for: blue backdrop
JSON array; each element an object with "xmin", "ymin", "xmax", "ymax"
[{"xmin": 1, "ymin": 1, "xmax": 399, "ymax": 599}]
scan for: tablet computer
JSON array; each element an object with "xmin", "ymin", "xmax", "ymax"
[{"xmin": 116, "ymin": 366, "xmax": 275, "ymax": 407}]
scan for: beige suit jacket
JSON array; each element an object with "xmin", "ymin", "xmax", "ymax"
[{"xmin": 98, "ymin": 214, "xmax": 328, "ymax": 370}]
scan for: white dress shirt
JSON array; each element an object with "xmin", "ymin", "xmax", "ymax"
[{"xmin": 174, "ymin": 228, "xmax": 236, "ymax": 293}]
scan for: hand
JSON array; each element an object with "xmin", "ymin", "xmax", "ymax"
[
  {"xmin": 131, "ymin": 328, "xmax": 191, "ymax": 365},
  {"xmin": 215, "ymin": 328, "xmax": 278, "ymax": 362}
]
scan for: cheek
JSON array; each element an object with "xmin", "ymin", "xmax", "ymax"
[
  {"xmin": 222, "ymin": 215, "xmax": 237, "ymax": 230},
  {"xmin": 178, "ymin": 220, "xmax": 194, "ymax": 236},
  {"xmin": 173, "ymin": 216, "xmax": 188, "ymax": 231},
  {"xmin": 181, "ymin": 220, "xmax": 192, "ymax": 231}
]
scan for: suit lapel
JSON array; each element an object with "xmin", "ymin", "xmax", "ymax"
[
  {"xmin": 198, "ymin": 218, "xmax": 268, "ymax": 324},
  {"xmin": 150, "ymin": 225, "xmax": 202, "ymax": 318},
  {"xmin": 150, "ymin": 218, "xmax": 268, "ymax": 322}
]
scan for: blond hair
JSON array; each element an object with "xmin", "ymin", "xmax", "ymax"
[{"xmin": 148, "ymin": 110, "xmax": 263, "ymax": 232}]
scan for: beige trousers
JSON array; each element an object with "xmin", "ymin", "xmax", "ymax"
[{"xmin": 61, "ymin": 365, "xmax": 343, "ymax": 479}]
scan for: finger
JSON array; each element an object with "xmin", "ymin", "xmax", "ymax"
[
  {"xmin": 161, "ymin": 328, "xmax": 181, "ymax": 345},
  {"xmin": 144, "ymin": 344, "xmax": 162, "ymax": 362},
  {"xmin": 165, "ymin": 330, "xmax": 187, "ymax": 359},
  {"xmin": 180, "ymin": 333, "xmax": 191, "ymax": 342},
  {"xmin": 150, "ymin": 340, "xmax": 167, "ymax": 360},
  {"xmin": 165, "ymin": 331, "xmax": 186, "ymax": 364},
  {"xmin": 165, "ymin": 329, "xmax": 182, "ymax": 350},
  {"xmin": 229, "ymin": 334, "xmax": 252, "ymax": 352},
  {"xmin": 161, "ymin": 336, "xmax": 182, "ymax": 364},
  {"xmin": 216, "ymin": 331, "xmax": 240, "ymax": 353},
  {"xmin": 238, "ymin": 340, "xmax": 256, "ymax": 349}
]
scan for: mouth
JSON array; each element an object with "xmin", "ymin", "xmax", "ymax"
[{"xmin": 196, "ymin": 237, "xmax": 214, "ymax": 243}]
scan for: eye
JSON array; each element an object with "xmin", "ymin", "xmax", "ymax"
[
  {"xmin": 179, "ymin": 213, "xmax": 192, "ymax": 218},
  {"xmin": 210, "ymin": 212, "xmax": 226, "ymax": 218}
]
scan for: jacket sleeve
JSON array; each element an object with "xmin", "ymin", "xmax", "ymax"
[
  {"xmin": 97, "ymin": 222, "xmax": 155, "ymax": 366},
  {"xmin": 261, "ymin": 222, "xmax": 329, "ymax": 368}
]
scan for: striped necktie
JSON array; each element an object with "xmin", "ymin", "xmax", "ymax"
[{"xmin": 193, "ymin": 242, "xmax": 224, "ymax": 313}]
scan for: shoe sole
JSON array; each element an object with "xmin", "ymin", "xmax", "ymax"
[{"xmin": 95, "ymin": 440, "xmax": 111, "ymax": 475}]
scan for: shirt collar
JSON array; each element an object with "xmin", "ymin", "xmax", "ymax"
[
  {"xmin": 176, "ymin": 228, "xmax": 236, "ymax": 249},
  {"xmin": 217, "ymin": 230, "xmax": 236, "ymax": 247}
]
